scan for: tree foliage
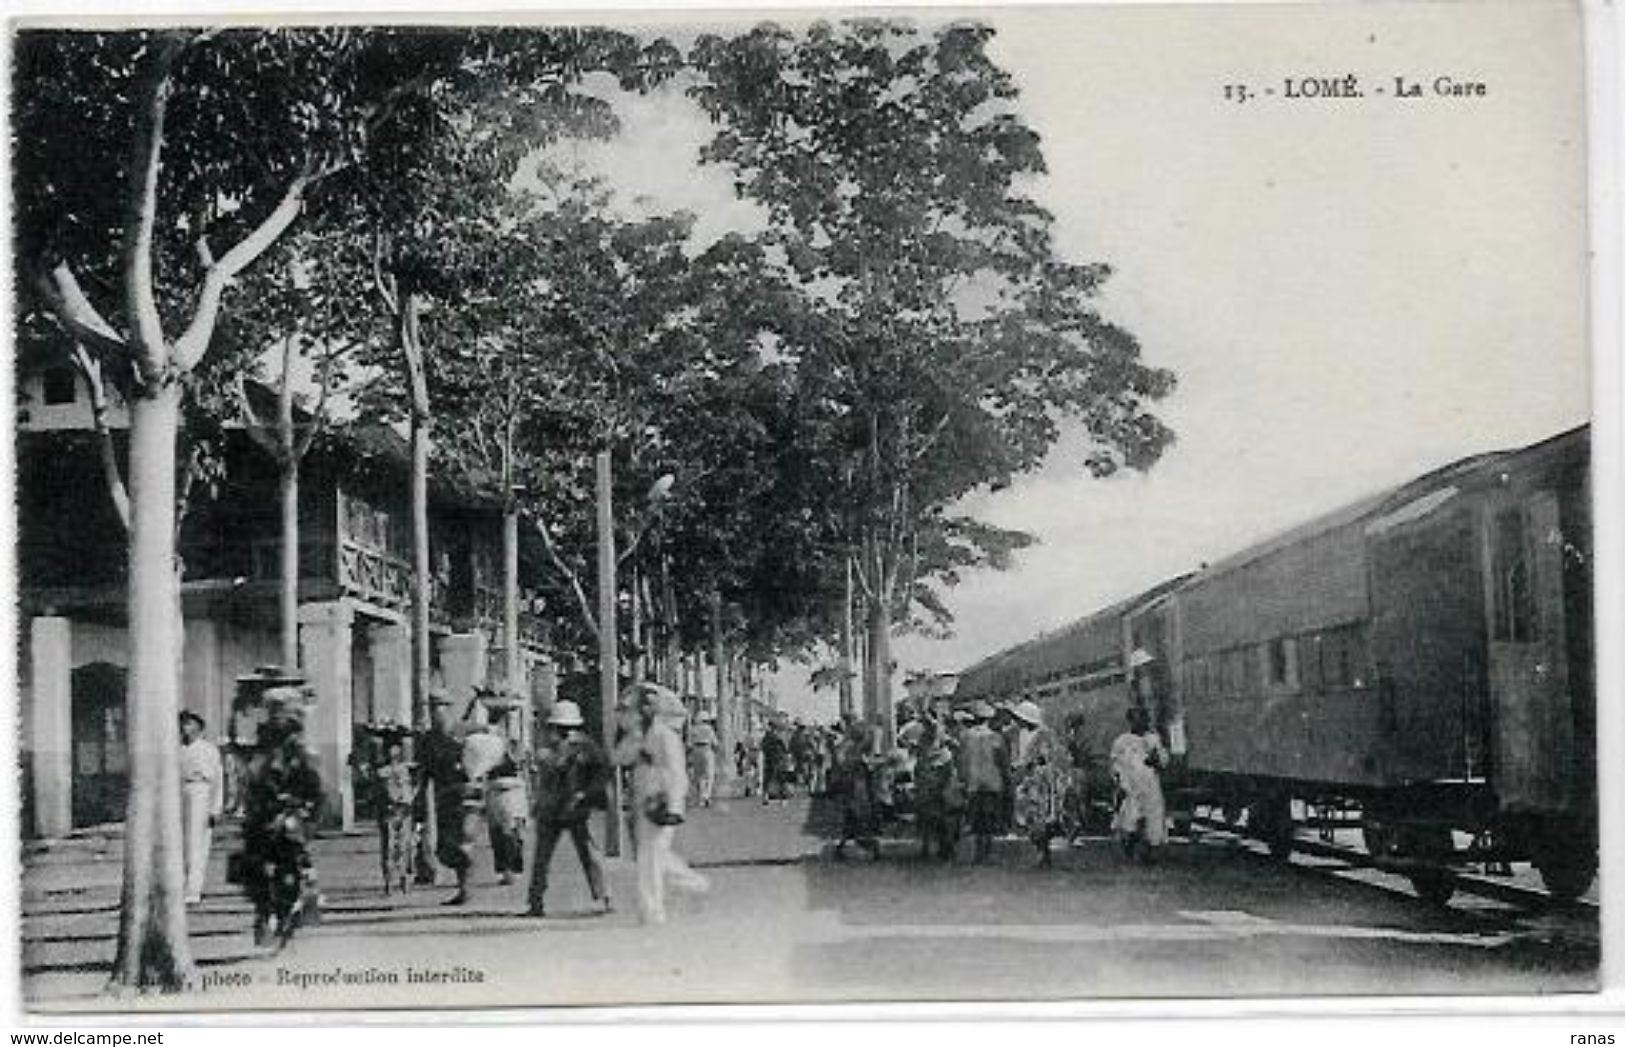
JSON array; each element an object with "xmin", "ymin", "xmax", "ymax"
[{"xmin": 690, "ymin": 19, "xmax": 1176, "ymax": 633}]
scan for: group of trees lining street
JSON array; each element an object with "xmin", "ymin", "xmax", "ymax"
[{"xmin": 13, "ymin": 20, "xmax": 1175, "ymax": 992}]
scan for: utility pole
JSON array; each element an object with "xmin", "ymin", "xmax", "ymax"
[{"xmin": 595, "ymin": 448, "xmax": 622, "ymax": 857}]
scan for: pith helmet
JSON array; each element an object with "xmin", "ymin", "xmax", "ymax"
[{"xmin": 548, "ymin": 700, "xmax": 585, "ymax": 728}]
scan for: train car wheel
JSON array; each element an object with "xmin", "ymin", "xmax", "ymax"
[
  {"xmin": 1362, "ymin": 818, "xmax": 1397, "ymax": 858},
  {"xmin": 1533, "ymin": 845, "xmax": 1597, "ymax": 901},
  {"xmin": 1400, "ymin": 826, "xmax": 1456, "ymax": 906},
  {"xmin": 1250, "ymin": 797, "xmax": 1294, "ymax": 860},
  {"xmin": 1408, "ymin": 870, "xmax": 1456, "ymax": 906}
]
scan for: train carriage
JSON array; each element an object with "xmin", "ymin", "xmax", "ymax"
[{"xmin": 958, "ymin": 426, "xmax": 1595, "ymax": 902}]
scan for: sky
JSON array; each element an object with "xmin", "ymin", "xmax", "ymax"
[{"xmin": 554, "ymin": 3, "xmax": 1592, "ymax": 719}]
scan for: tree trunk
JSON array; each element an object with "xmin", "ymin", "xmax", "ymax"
[
  {"xmin": 657, "ymin": 547, "xmax": 679, "ymax": 691},
  {"xmin": 109, "ymin": 384, "xmax": 195, "ymax": 992},
  {"xmin": 411, "ymin": 412, "xmax": 432, "ymax": 723},
  {"xmin": 503, "ymin": 503, "xmax": 519, "ymax": 689},
  {"xmin": 710, "ymin": 592, "xmax": 729, "ymax": 768},
  {"xmin": 397, "ymin": 292, "xmax": 437, "ymax": 877},
  {"xmin": 628, "ymin": 563, "xmax": 644, "ymax": 685},
  {"xmin": 856, "ymin": 600, "xmax": 873, "ymax": 723},
  {"xmin": 867, "ymin": 584, "xmax": 894, "ymax": 749},
  {"xmin": 594, "ymin": 449, "xmax": 623, "ymax": 857},
  {"xmin": 839, "ymin": 557, "xmax": 856, "ymax": 721},
  {"xmin": 278, "ymin": 461, "xmax": 300, "ymax": 671}
]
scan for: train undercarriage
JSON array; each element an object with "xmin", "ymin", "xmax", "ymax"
[{"xmin": 1169, "ymin": 771, "xmax": 1598, "ymax": 906}]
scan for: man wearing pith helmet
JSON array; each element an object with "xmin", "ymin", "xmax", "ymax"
[{"xmin": 527, "ymin": 699, "xmax": 613, "ymax": 917}]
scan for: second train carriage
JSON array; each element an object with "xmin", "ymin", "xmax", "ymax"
[{"xmin": 955, "ymin": 426, "xmax": 1596, "ymax": 902}]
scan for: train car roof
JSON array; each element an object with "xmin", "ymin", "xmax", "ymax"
[
  {"xmin": 954, "ymin": 424, "xmax": 1588, "ymax": 688},
  {"xmin": 1189, "ymin": 424, "xmax": 1589, "ymax": 586},
  {"xmin": 956, "ymin": 571, "xmax": 1194, "ymax": 684}
]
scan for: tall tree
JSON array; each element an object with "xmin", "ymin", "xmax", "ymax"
[
  {"xmin": 13, "ymin": 28, "xmax": 364, "ymax": 991},
  {"xmin": 12, "ymin": 23, "xmax": 677, "ymax": 992},
  {"xmin": 332, "ymin": 29, "xmax": 678, "ymax": 731},
  {"xmin": 692, "ymin": 20, "xmax": 1176, "ymax": 740},
  {"xmin": 233, "ymin": 234, "xmax": 367, "ymax": 669}
]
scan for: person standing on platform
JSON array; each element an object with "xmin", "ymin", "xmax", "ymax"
[
  {"xmin": 420, "ymin": 690, "xmax": 475, "ymax": 906},
  {"xmin": 1111, "ymin": 705, "xmax": 1169, "ymax": 862},
  {"xmin": 377, "ymin": 733, "xmax": 418, "ymax": 895},
  {"xmin": 913, "ymin": 718, "xmax": 965, "ymax": 861},
  {"xmin": 616, "ymin": 684, "xmax": 710, "ymax": 924},
  {"xmin": 179, "ymin": 711, "xmax": 224, "ymax": 905},
  {"xmin": 238, "ymin": 689, "xmax": 323, "ymax": 946},
  {"xmin": 527, "ymin": 700, "xmax": 612, "ymax": 917},
  {"xmin": 830, "ymin": 720, "xmax": 882, "ymax": 861},
  {"xmin": 688, "ymin": 711, "xmax": 721, "ymax": 807},
  {"xmin": 760, "ymin": 721, "xmax": 790, "ymax": 805},
  {"xmin": 464, "ymin": 720, "xmax": 525, "ymax": 886},
  {"xmin": 1011, "ymin": 700, "xmax": 1073, "ymax": 867},
  {"xmin": 957, "ymin": 701, "xmax": 1009, "ymax": 863}
]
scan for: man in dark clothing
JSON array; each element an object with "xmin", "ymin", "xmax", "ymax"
[
  {"xmin": 419, "ymin": 690, "xmax": 474, "ymax": 905},
  {"xmin": 761, "ymin": 723, "xmax": 790, "ymax": 804},
  {"xmin": 527, "ymin": 700, "xmax": 612, "ymax": 917},
  {"xmin": 240, "ymin": 688, "xmax": 324, "ymax": 946}
]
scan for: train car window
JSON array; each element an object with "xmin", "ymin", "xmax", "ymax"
[
  {"xmin": 1222, "ymin": 649, "xmax": 1247, "ymax": 696},
  {"xmin": 1266, "ymin": 637, "xmax": 1300, "ymax": 691},
  {"xmin": 1492, "ymin": 508, "xmax": 1538, "ymax": 642},
  {"xmin": 1302, "ymin": 635, "xmax": 1323, "ymax": 691},
  {"xmin": 1317, "ymin": 626, "xmax": 1368, "ymax": 689}
]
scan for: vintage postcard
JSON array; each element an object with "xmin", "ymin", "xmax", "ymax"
[{"xmin": 9, "ymin": 0, "xmax": 1604, "ymax": 1016}]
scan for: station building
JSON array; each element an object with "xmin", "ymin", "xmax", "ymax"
[{"xmin": 17, "ymin": 362, "xmax": 554, "ymax": 838}]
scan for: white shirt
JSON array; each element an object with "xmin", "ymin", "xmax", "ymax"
[{"xmin": 180, "ymin": 737, "xmax": 224, "ymax": 817}]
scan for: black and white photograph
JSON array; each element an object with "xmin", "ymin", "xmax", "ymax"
[{"xmin": 7, "ymin": 0, "xmax": 1607, "ymax": 1015}]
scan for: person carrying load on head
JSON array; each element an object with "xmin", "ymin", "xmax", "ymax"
[
  {"xmin": 419, "ymin": 688, "xmax": 476, "ymax": 905},
  {"xmin": 238, "ymin": 686, "xmax": 324, "ymax": 947},
  {"xmin": 471, "ymin": 690, "xmax": 530, "ymax": 888}
]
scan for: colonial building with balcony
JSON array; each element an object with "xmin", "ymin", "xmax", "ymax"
[{"xmin": 17, "ymin": 364, "xmax": 553, "ymax": 837}]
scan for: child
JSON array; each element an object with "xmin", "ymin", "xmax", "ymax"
[{"xmin": 379, "ymin": 737, "xmax": 419, "ymax": 895}]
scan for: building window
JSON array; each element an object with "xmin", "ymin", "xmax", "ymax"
[
  {"xmin": 42, "ymin": 366, "xmax": 77, "ymax": 406},
  {"xmin": 1492, "ymin": 508, "xmax": 1538, "ymax": 642}
]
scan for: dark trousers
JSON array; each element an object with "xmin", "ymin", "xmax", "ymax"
[
  {"xmin": 529, "ymin": 818, "xmax": 608, "ymax": 909},
  {"xmin": 435, "ymin": 796, "xmax": 475, "ymax": 872},
  {"xmin": 489, "ymin": 817, "xmax": 525, "ymax": 876}
]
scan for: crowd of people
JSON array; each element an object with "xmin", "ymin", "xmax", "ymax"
[
  {"xmin": 173, "ymin": 675, "xmax": 1171, "ymax": 948},
  {"xmin": 799, "ymin": 698, "xmax": 1171, "ymax": 868},
  {"xmin": 176, "ymin": 676, "xmax": 729, "ymax": 945}
]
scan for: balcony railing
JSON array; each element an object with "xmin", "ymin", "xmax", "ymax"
[{"xmin": 338, "ymin": 539, "xmax": 413, "ymax": 610}]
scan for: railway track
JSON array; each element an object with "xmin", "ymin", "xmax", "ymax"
[{"xmin": 1186, "ymin": 812, "xmax": 1599, "ymax": 915}]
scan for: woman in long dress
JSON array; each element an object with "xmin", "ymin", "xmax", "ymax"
[
  {"xmin": 1110, "ymin": 705, "xmax": 1168, "ymax": 862},
  {"xmin": 1010, "ymin": 701, "xmax": 1073, "ymax": 867},
  {"xmin": 616, "ymin": 684, "xmax": 710, "ymax": 924}
]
